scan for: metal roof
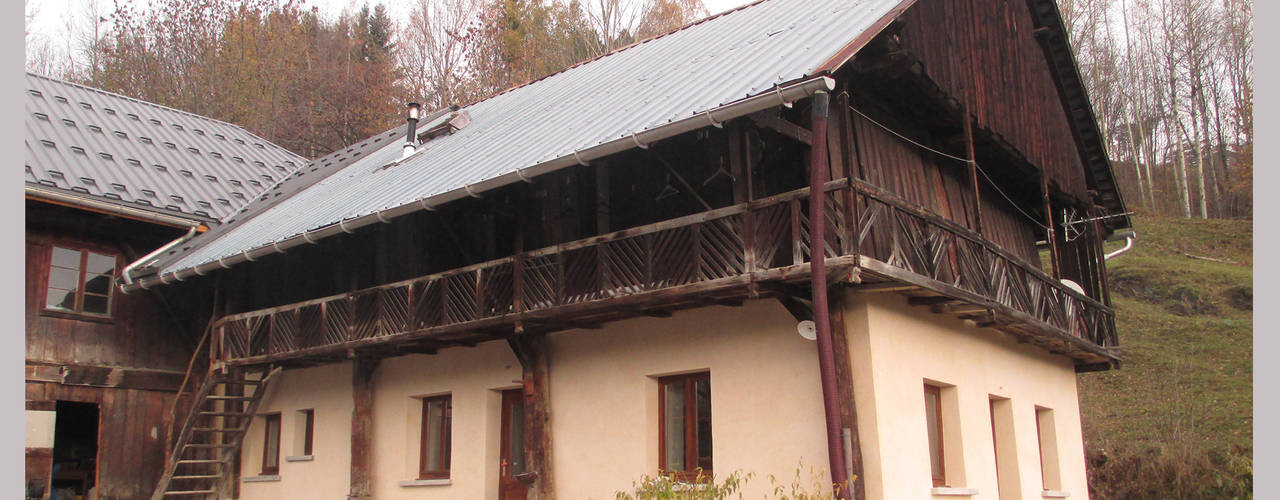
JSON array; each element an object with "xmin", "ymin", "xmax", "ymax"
[
  {"xmin": 147, "ymin": 0, "xmax": 912, "ymax": 279},
  {"xmin": 24, "ymin": 73, "xmax": 307, "ymax": 222}
]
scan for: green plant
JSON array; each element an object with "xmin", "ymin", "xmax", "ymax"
[
  {"xmin": 612, "ymin": 461, "xmax": 854, "ymax": 500},
  {"xmin": 614, "ymin": 470, "xmax": 753, "ymax": 500}
]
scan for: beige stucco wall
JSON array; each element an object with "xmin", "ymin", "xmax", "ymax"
[
  {"xmin": 370, "ymin": 340, "xmax": 523, "ymax": 500},
  {"xmin": 239, "ymin": 362, "xmax": 354, "ymax": 499},
  {"xmin": 232, "ymin": 291, "xmax": 1091, "ymax": 500},
  {"xmin": 549, "ymin": 300, "xmax": 831, "ymax": 499},
  {"xmin": 845, "ymin": 292, "xmax": 1089, "ymax": 500}
]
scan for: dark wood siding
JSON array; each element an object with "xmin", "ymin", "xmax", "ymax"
[
  {"xmin": 841, "ymin": 105, "xmax": 1042, "ymax": 267},
  {"xmin": 27, "ymin": 381, "xmax": 173, "ymax": 500},
  {"xmin": 896, "ymin": 0, "xmax": 1088, "ymax": 200},
  {"xmin": 26, "ymin": 229, "xmax": 191, "ymax": 372}
]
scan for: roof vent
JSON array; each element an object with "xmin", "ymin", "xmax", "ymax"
[{"xmin": 402, "ymin": 102, "xmax": 422, "ymax": 160}]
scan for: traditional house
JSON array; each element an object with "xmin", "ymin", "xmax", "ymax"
[
  {"xmin": 124, "ymin": 0, "xmax": 1129, "ymax": 499},
  {"xmin": 24, "ymin": 73, "xmax": 306, "ymax": 500}
]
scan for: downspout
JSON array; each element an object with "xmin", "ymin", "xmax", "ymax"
[
  {"xmin": 807, "ymin": 89, "xmax": 851, "ymax": 500},
  {"xmin": 1104, "ymin": 230, "xmax": 1136, "ymax": 261},
  {"xmin": 119, "ymin": 224, "xmax": 202, "ymax": 290}
]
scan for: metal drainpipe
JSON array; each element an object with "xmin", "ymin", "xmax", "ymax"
[{"xmin": 807, "ymin": 90, "xmax": 850, "ymax": 500}]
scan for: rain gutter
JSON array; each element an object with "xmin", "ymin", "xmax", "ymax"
[
  {"xmin": 26, "ymin": 184, "xmax": 214, "ymax": 229},
  {"xmin": 123, "ymin": 74, "xmax": 837, "ymax": 292}
]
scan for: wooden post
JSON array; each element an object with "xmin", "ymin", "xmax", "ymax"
[
  {"xmin": 1091, "ymin": 215, "xmax": 1111, "ymax": 306},
  {"xmin": 729, "ymin": 121, "xmax": 749, "ymax": 204},
  {"xmin": 348, "ymin": 357, "xmax": 380, "ymax": 500},
  {"xmin": 508, "ymin": 335, "xmax": 554, "ymax": 500},
  {"xmin": 1042, "ymin": 177, "xmax": 1061, "ymax": 279},
  {"xmin": 962, "ymin": 104, "xmax": 983, "ymax": 235},
  {"xmin": 828, "ymin": 289, "xmax": 865, "ymax": 500}
]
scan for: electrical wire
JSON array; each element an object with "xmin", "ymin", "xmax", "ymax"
[{"xmin": 844, "ymin": 103, "xmax": 1051, "ymax": 231}]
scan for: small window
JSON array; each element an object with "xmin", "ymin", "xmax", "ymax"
[
  {"xmin": 659, "ymin": 372, "xmax": 712, "ymax": 479},
  {"xmin": 925, "ymin": 384, "xmax": 945, "ymax": 487},
  {"xmin": 419, "ymin": 395, "xmax": 452, "ymax": 479},
  {"xmin": 262, "ymin": 413, "xmax": 281, "ymax": 475},
  {"xmin": 296, "ymin": 409, "xmax": 315, "ymax": 456},
  {"xmin": 1036, "ymin": 407, "xmax": 1061, "ymax": 492},
  {"xmin": 44, "ymin": 246, "xmax": 115, "ymax": 318}
]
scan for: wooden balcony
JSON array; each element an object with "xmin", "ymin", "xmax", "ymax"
[{"xmin": 212, "ymin": 178, "xmax": 1120, "ymax": 370}]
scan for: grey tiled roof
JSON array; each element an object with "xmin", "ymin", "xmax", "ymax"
[
  {"xmin": 24, "ymin": 73, "xmax": 307, "ymax": 222},
  {"xmin": 149, "ymin": 0, "xmax": 909, "ymax": 277}
]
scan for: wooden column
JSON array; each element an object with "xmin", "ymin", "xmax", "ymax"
[
  {"xmin": 508, "ymin": 335, "xmax": 554, "ymax": 500},
  {"xmin": 962, "ymin": 104, "xmax": 983, "ymax": 235},
  {"xmin": 827, "ymin": 289, "xmax": 865, "ymax": 500},
  {"xmin": 348, "ymin": 357, "xmax": 380, "ymax": 500},
  {"xmin": 1041, "ymin": 177, "xmax": 1061, "ymax": 279}
]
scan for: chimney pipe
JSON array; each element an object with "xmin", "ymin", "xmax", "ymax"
[{"xmin": 403, "ymin": 102, "xmax": 422, "ymax": 159}]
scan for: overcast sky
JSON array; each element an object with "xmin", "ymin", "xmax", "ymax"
[{"xmin": 26, "ymin": 0, "xmax": 754, "ymax": 55}]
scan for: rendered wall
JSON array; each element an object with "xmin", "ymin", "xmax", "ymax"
[
  {"xmin": 370, "ymin": 341, "xmax": 523, "ymax": 500},
  {"xmin": 548, "ymin": 300, "xmax": 830, "ymax": 499},
  {"xmin": 845, "ymin": 292, "xmax": 1089, "ymax": 500},
  {"xmin": 239, "ymin": 362, "xmax": 354, "ymax": 499}
]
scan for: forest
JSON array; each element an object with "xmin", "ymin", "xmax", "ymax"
[{"xmin": 25, "ymin": 0, "xmax": 1252, "ymax": 220}]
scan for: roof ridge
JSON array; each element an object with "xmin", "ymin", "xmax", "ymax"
[
  {"xmin": 26, "ymin": 72, "xmax": 299, "ymax": 157},
  {"xmin": 457, "ymin": 0, "xmax": 775, "ymax": 108}
]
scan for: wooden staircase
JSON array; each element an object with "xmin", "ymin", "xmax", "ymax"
[{"xmin": 150, "ymin": 367, "xmax": 281, "ymax": 500}]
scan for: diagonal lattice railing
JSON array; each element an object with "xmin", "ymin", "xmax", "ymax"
[{"xmin": 213, "ymin": 178, "xmax": 1117, "ymax": 364}]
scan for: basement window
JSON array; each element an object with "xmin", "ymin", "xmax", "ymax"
[
  {"xmin": 659, "ymin": 372, "xmax": 712, "ymax": 480},
  {"xmin": 43, "ymin": 246, "xmax": 115, "ymax": 319}
]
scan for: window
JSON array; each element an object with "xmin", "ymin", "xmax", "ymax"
[
  {"xmin": 262, "ymin": 413, "xmax": 281, "ymax": 475},
  {"xmin": 1035, "ymin": 407, "xmax": 1061, "ymax": 491},
  {"xmin": 659, "ymin": 372, "xmax": 712, "ymax": 479},
  {"xmin": 924, "ymin": 384, "xmax": 945, "ymax": 487},
  {"xmin": 419, "ymin": 395, "xmax": 452, "ymax": 479},
  {"xmin": 293, "ymin": 409, "xmax": 315, "ymax": 457},
  {"xmin": 45, "ymin": 247, "xmax": 116, "ymax": 317}
]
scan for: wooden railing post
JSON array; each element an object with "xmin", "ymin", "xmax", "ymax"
[
  {"xmin": 743, "ymin": 204, "xmax": 756, "ymax": 272},
  {"xmin": 513, "ymin": 254, "xmax": 525, "ymax": 314},
  {"xmin": 791, "ymin": 198, "xmax": 804, "ymax": 265}
]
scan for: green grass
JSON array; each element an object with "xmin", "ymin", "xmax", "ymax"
[{"xmin": 1079, "ymin": 214, "xmax": 1253, "ymax": 499}]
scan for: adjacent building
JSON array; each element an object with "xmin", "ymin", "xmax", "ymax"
[{"xmin": 23, "ymin": 72, "xmax": 306, "ymax": 500}]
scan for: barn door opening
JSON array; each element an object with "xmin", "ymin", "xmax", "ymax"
[{"xmin": 49, "ymin": 401, "xmax": 98, "ymax": 500}]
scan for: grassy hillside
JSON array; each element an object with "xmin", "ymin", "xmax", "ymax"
[{"xmin": 1079, "ymin": 214, "xmax": 1253, "ymax": 499}]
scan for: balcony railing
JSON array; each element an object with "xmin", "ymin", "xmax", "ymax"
[{"xmin": 213, "ymin": 178, "xmax": 1118, "ymax": 367}]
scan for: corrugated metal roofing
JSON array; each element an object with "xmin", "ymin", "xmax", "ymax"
[
  {"xmin": 24, "ymin": 73, "xmax": 307, "ymax": 222},
  {"xmin": 156, "ymin": 0, "xmax": 908, "ymax": 276}
]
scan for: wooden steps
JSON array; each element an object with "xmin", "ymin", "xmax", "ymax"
[{"xmin": 149, "ymin": 367, "xmax": 281, "ymax": 500}]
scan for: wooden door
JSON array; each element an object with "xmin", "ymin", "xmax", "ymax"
[{"xmin": 498, "ymin": 389, "xmax": 528, "ymax": 500}]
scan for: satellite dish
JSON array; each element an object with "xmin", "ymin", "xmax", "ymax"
[
  {"xmin": 797, "ymin": 320, "xmax": 817, "ymax": 340},
  {"xmin": 1059, "ymin": 279, "xmax": 1085, "ymax": 296}
]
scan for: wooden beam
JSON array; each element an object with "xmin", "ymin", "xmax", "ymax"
[
  {"xmin": 827, "ymin": 289, "xmax": 866, "ymax": 500},
  {"xmin": 507, "ymin": 335, "xmax": 554, "ymax": 500},
  {"xmin": 749, "ymin": 111, "xmax": 813, "ymax": 145},
  {"xmin": 348, "ymin": 357, "xmax": 380, "ymax": 500}
]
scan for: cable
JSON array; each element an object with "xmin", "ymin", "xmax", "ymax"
[
  {"xmin": 845, "ymin": 103, "xmax": 1051, "ymax": 231},
  {"xmin": 845, "ymin": 105, "xmax": 974, "ymax": 163}
]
